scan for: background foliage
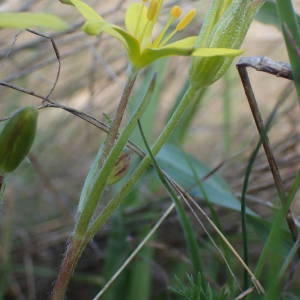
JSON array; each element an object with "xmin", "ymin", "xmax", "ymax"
[{"xmin": 0, "ymin": 0, "xmax": 299, "ymax": 299}]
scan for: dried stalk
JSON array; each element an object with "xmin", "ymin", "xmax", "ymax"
[{"xmin": 236, "ymin": 57, "xmax": 300, "ymax": 256}]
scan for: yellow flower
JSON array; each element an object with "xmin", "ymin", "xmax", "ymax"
[{"xmin": 66, "ymin": 0, "xmax": 243, "ymax": 69}]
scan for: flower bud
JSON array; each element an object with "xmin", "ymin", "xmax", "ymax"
[
  {"xmin": 0, "ymin": 107, "xmax": 38, "ymax": 173},
  {"xmin": 107, "ymin": 152, "xmax": 131, "ymax": 185},
  {"xmin": 189, "ymin": 0, "xmax": 263, "ymax": 89}
]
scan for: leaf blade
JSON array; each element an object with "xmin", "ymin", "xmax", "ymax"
[{"xmin": 0, "ymin": 13, "xmax": 68, "ymax": 30}]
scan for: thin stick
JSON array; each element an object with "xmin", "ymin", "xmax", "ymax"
[
  {"xmin": 92, "ymin": 203, "xmax": 175, "ymax": 300},
  {"xmin": 26, "ymin": 29, "xmax": 61, "ymax": 100},
  {"xmin": 235, "ymin": 287, "xmax": 255, "ymax": 300},
  {"xmin": 100, "ymin": 67, "xmax": 137, "ymax": 162},
  {"xmin": 236, "ymin": 59, "xmax": 300, "ymax": 256},
  {"xmin": 0, "ymin": 81, "xmax": 145, "ymax": 157},
  {"xmin": 237, "ymin": 56, "xmax": 292, "ymax": 79}
]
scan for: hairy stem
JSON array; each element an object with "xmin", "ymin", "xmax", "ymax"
[
  {"xmin": 51, "ymin": 72, "xmax": 154, "ymax": 299},
  {"xmin": 51, "ymin": 237, "xmax": 86, "ymax": 300}
]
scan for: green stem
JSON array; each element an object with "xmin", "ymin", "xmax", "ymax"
[
  {"xmin": 51, "ymin": 68, "xmax": 145, "ymax": 299},
  {"xmin": 86, "ymin": 85, "xmax": 201, "ymax": 240},
  {"xmin": 172, "ymin": 87, "xmax": 207, "ymax": 145}
]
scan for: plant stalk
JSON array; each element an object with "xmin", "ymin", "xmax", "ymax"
[
  {"xmin": 51, "ymin": 73, "xmax": 155, "ymax": 299},
  {"xmin": 51, "ymin": 237, "xmax": 86, "ymax": 300},
  {"xmin": 86, "ymin": 85, "xmax": 201, "ymax": 240}
]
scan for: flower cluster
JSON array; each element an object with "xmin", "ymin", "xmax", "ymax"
[{"xmin": 66, "ymin": 0, "xmax": 243, "ymax": 69}]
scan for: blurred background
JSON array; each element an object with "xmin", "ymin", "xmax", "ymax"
[{"xmin": 0, "ymin": 0, "xmax": 299, "ymax": 299}]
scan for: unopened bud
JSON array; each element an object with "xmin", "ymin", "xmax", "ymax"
[
  {"xmin": 189, "ymin": 0, "xmax": 263, "ymax": 88},
  {"xmin": 0, "ymin": 107, "xmax": 38, "ymax": 173}
]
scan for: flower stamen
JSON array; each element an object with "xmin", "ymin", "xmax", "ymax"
[
  {"xmin": 176, "ymin": 8, "xmax": 196, "ymax": 31},
  {"xmin": 138, "ymin": 0, "xmax": 160, "ymax": 48},
  {"xmin": 147, "ymin": 0, "xmax": 158, "ymax": 21},
  {"xmin": 171, "ymin": 5, "xmax": 182, "ymax": 19},
  {"xmin": 153, "ymin": 5, "xmax": 182, "ymax": 47},
  {"xmin": 160, "ymin": 8, "xmax": 196, "ymax": 46}
]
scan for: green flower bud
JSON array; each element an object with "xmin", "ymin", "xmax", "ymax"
[
  {"xmin": 189, "ymin": 0, "xmax": 264, "ymax": 89},
  {"xmin": 0, "ymin": 107, "xmax": 38, "ymax": 173},
  {"xmin": 107, "ymin": 152, "xmax": 131, "ymax": 185}
]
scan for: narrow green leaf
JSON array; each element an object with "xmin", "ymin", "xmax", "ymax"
[
  {"xmin": 276, "ymin": 0, "xmax": 300, "ymax": 103},
  {"xmin": 127, "ymin": 245, "xmax": 153, "ymax": 300},
  {"xmin": 0, "ymin": 13, "xmax": 68, "ymax": 30}
]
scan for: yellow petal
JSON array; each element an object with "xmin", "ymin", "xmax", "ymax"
[
  {"xmin": 192, "ymin": 48, "xmax": 243, "ymax": 57},
  {"xmin": 137, "ymin": 41, "xmax": 196, "ymax": 68},
  {"xmin": 125, "ymin": 2, "xmax": 148, "ymax": 38},
  {"xmin": 69, "ymin": 0, "xmax": 102, "ymax": 21},
  {"xmin": 164, "ymin": 36, "xmax": 197, "ymax": 49}
]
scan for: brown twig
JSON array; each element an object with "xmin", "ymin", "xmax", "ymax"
[
  {"xmin": 25, "ymin": 29, "xmax": 61, "ymax": 100},
  {"xmin": 237, "ymin": 56, "xmax": 292, "ymax": 80},
  {"xmin": 236, "ymin": 57, "xmax": 300, "ymax": 255},
  {"xmin": 0, "ymin": 23, "xmax": 82, "ymax": 60},
  {"xmin": 100, "ymin": 68, "xmax": 138, "ymax": 162},
  {"xmin": 0, "ymin": 81, "xmax": 145, "ymax": 157},
  {"xmin": 2, "ymin": 43, "xmax": 88, "ymax": 83}
]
